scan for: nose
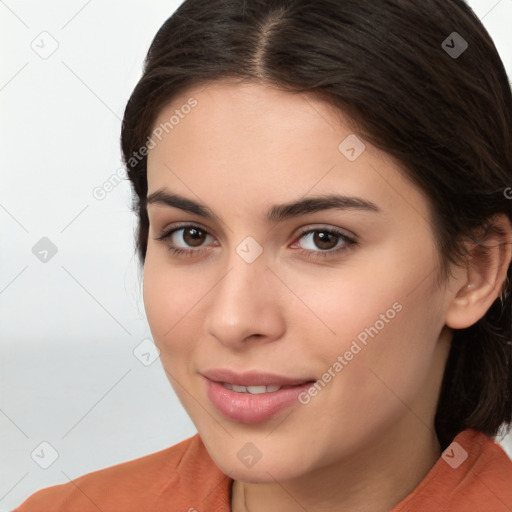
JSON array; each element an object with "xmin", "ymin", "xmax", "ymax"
[{"xmin": 203, "ymin": 247, "xmax": 286, "ymax": 350}]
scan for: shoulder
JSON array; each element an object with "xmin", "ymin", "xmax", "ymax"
[
  {"xmin": 13, "ymin": 434, "xmax": 233, "ymax": 512},
  {"xmin": 393, "ymin": 428, "xmax": 512, "ymax": 512},
  {"xmin": 454, "ymin": 429, "xmax": 512, "ymax": 508}
]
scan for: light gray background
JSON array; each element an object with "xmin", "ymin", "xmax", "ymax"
[{"xmin": 1, "ymin": 1, "xmax": 511, "ymax": 510}]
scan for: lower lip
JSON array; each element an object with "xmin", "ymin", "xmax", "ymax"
[{"xmin": 205, "ymin": 378, "xmax": 314, "ymax": 424}]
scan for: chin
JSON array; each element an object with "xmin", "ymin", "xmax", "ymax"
[{"xmin": 211, "ymin": 449, "xmax": 308, "ymax": 484}]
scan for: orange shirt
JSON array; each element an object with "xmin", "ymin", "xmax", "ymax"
[{"xmin": 14, "ymin": 428, "xmax": 512, "ymax": 512}]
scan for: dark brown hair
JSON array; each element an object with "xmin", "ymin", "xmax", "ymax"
[{"xmin": 120, "ymin": 0, "xmax": 512, "ymax": 449}]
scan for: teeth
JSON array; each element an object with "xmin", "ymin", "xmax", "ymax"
[
  {"xmin": 222, "ymin": 383, "xmax": 282, "ymax": 393},
  {"xmin": 247, "ymin": 385, "xmax": 267, "ymax": 394}
]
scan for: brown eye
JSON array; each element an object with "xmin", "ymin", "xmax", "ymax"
[
  {"xmin": 293, "ymin": 227, "xmax": 356, "ymax": 258},
  {"xmin": 182, "ymin": 227, "xmax": 207, "ymax": 247},
  {"xmin": 312, "ymin": 231, "xmax": 339, "ymax": 250},
  {"xmin": 155, "ymin": 224, "xmax": 216, "ymax": 254}
]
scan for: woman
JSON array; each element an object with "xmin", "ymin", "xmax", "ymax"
[{"xmin": 14, "ymin": 0, "xmax": 512, "ymax": 510}]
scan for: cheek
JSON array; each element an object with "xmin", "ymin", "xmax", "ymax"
[
  {"xmin": 287, "ymin": 243, "xmax": 444, "ymax": 389},
  {"xmin": 280, "ymin": 251, "xmax": 404, "ymax": 347},
  {"xmin": 142, "ymin": 252, "xmax": 206, "ymax": 358},
  {"xmin": 283, "ymin": 272, "xmax": 444, "ymax": 451}
]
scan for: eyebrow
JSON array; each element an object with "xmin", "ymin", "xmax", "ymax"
[{"xmin": 146, "ymin": 188, "xmax": 380, "ymax": 222}]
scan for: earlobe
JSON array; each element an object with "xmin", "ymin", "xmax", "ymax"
[{"xmin": 445, "ymin": 214, "xmax": 512, "ymax": 330}]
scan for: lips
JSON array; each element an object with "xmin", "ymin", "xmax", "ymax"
[
  {"xmin": 201, "ymin": 368, "xmax": 314, "ymax": 387},
  {"xmin": 202, "ymin": 368, "xmax": 316, "ymax": 423}
]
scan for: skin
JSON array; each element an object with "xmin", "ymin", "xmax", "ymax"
[{"xmin": 143, "ymin": 80, "xmax": 512, "ymax": 512}]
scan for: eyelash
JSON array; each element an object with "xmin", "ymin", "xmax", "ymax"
[{"xmin": 155, "ymin": 223, "xmax": 357, "ymax": 260}]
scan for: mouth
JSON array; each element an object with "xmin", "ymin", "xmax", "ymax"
[
  {"xmin": 220, "ymin": 382, "xmax": 307, "ymax": 393},
  {"xmin": 202, "ymin": 368, "xmax": 316, "ymax": 424},
  {"xmin": 201, "ymin": 367, "xmax": 315, "ymax": 387}
]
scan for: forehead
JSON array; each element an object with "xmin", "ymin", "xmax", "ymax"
[{"xmin": 146, "ymin": 81, "xmax": 430, "ymax": 223}]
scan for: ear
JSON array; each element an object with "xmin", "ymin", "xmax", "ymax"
[{"xmin": 445, "ymin": 213, "xmax": 512, "ymax": 330}]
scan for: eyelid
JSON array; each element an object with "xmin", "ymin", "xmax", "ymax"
[
  {"xmin": 289, "ymin": 226, "xmax": 357, "ymax": 257},
  {"xmin": 155, "ymin": 222, "xmax": 358, "ymax": 261},
  {"xmin": 293, "ymin": 223, "xmax": 356, "ymax": 241},
  {"xmin": 155, "ymin": 222, "xmax": 356, "ymax": 244},
  {"xmin": 155, "ymin": 220, "xmax": 218, "ymax": 240}
]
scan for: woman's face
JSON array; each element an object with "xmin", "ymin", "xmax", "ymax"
[{"xmin": 143, "ymin": 80, "xmax": 458, "ymax": 482}]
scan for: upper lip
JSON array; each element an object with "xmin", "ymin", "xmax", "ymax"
[{"xmin": 202, "ymin": 368, "xmax": 314, "ymax": 387}]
